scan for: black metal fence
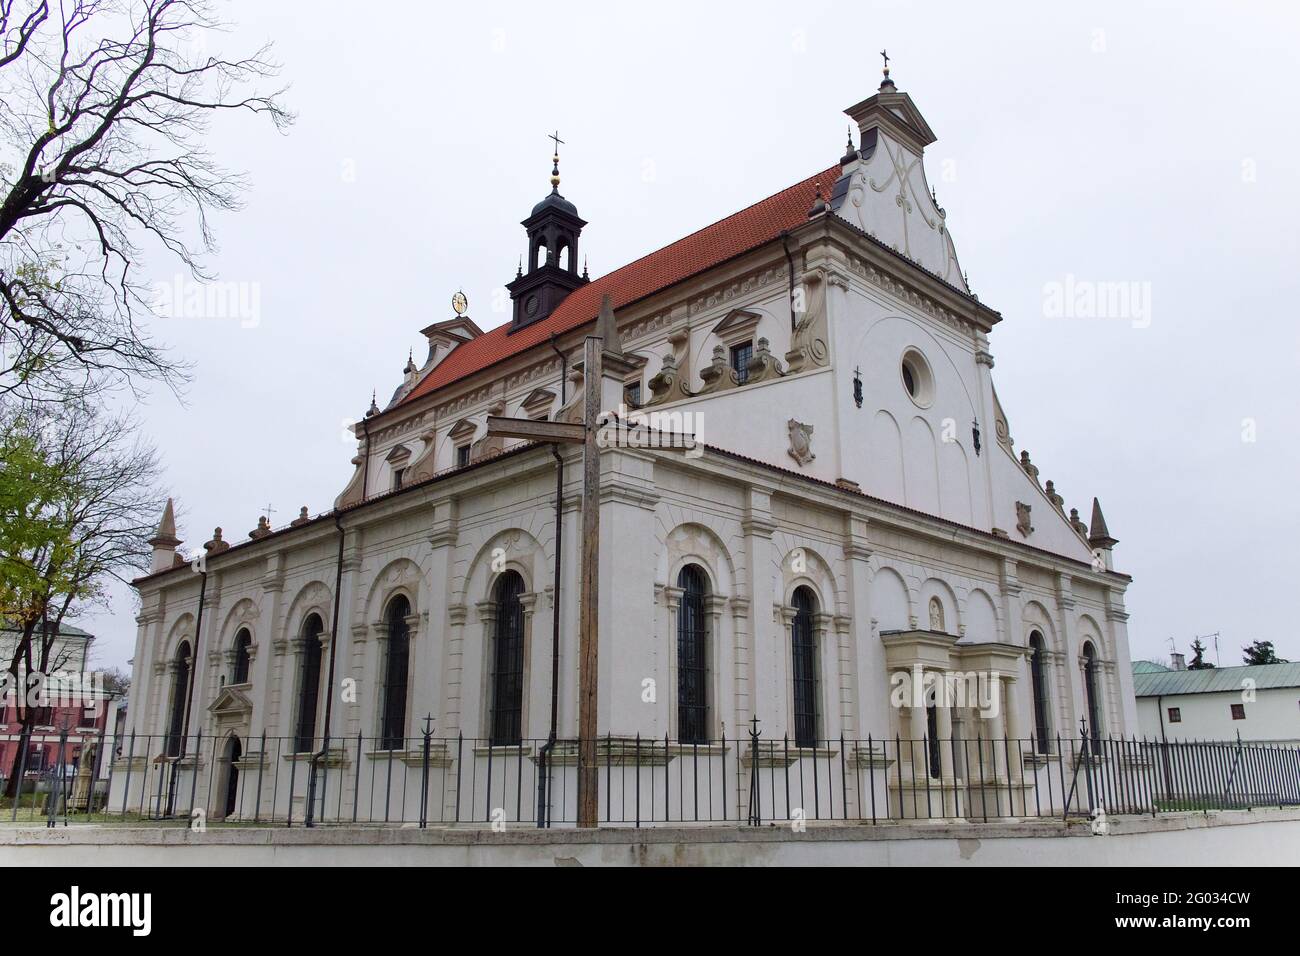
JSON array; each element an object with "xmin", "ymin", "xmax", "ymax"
[{"xmin": 5, "ymin": 726, "xmax": 1299, "ymax": 828}]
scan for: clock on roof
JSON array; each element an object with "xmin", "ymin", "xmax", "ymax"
[{"xmin": 451, "ymin": 291, "xmax": 468, "ymax": 315}]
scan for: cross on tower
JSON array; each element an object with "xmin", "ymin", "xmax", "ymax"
[
  {"xmin": 880, "ymin": 49, "xmax": 890, "ymax": 73},
  {"xmin": 262, "ymin": 503, "xmax": 276, "ymax": 523},
  {"xmin": 548, "ymin": 130, "xmax": 565, "ymax": 155}
]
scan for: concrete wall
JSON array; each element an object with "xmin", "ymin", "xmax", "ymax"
[{"xmin": 3, "ymin": 808, "xmax": 1298, "ymax": 867}]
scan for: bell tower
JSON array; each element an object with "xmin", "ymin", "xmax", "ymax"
[{"xmin": 507, "ymin": 134, "xmax": 589, "ymax": 331}]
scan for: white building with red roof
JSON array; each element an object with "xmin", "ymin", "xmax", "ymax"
[{"xmin": 115, "ymin": 71, "xmax": 1138, "ymax": 825}]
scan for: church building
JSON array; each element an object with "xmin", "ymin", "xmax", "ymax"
[{"xmin": 114, "ymin": 67, "xmax": 1140, "ymax": 826}]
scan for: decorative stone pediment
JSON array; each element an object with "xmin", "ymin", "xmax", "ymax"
[
  {"xmin": 208, "ymin": 685, "xmax": 254, "ymax": 721},
  {"xmin": 710, "ymin": 308, "xmax": 762, "ymax": 346},
  {"xmin": 385, "ymin": 444, "xmax": 412, "ymax": 465},
  {"xmin": 447, "ymin": 417, "xmax": 478, "ymax": 444},
  {"xmin": 520, "ymin": 388, "xmax": 557, "ymax": 420}
]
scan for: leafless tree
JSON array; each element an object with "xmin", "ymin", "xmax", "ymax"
[
  {"xmin": 0, "ymin": 0, "xmax": 291, "ymax": 404},
  {"xmin": 2, "ymin": 396, "xmax": 162, "ymax": 796}
]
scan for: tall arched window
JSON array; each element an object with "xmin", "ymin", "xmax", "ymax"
[
  {"xmin": 294, "ymin": 615, "xmax": 324, "ymax": 753},
  {"xmin": 165, "ymin": 641, "xmax": 191, "ymax": 756},
  {"xmin": 380, "ymin": 595, "xmax": 411, "ymax": 749},
  {"xmin": 676, "ymin": 565, "xmax": 709, "ymax": 744},
  {"xmin": 1082, "ymin": 641, "xmax": 1102, "ymax": 750},
  {"xmin": 232, "ymin": 628, "xmax": 252, "ymax": 684},
  {"xmin": 791, "ymin": 587, "xmax": 819, "ymax": 748},
  {"xmin": 489, "ymin": 571, "xmax": 525, "ymax": 746},
  {"xmin": 1028, "ymin": 631, "xmax": 1051, "ymax": 753}
]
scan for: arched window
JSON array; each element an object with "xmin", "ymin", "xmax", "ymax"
[
  {"xmin": 294, "ymin": 615, "xmax": 324, "ymax": 753},
  {"xmin": 232, "ymin": 629, "xmax": 252, "ymax": 684},
  {"xmin": 380, "ymin": 595, "xmax": 411, "ymax": 749},
  {"xmin": 676, "ymin": 565, "xmax": 709, "ymax": 744},
  {"xmin": 165, "ymin": 641, "xmax": 191, "ymax": 757},
  {"xmin": 489, "ymin": 571, "xmax": 525, "ymax": 746},
  {"xmin": 925, "ymin": 700, "xmax": 941, "ymax": 778},
  {"xmin": 1028, "ymin": 631, "xmax": 1050, "ymax": 753},
  {"xmin": 1082, "ymin": 641, "xmax": 1102, "ymax": 750},
  {"xmin": 791, "ymin": 587, "xmax": 819, "ymax": 748}
]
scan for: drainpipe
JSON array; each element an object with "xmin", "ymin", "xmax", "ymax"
[
  {"xmin": 306, "ymin": 514, "xmax": 347, "ymax": 827},
  {"xmin": 537, "ymin": 334, "xmax": 567, "ymax": 826},
  {"xmin": 781, "ymin": 230, "xmax": 797, "ymax": 332}
]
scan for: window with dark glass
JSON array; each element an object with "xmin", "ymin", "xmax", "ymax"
[
  {"xmin": 791, "ymin": 586, "xmax": 819, "ymax": 748},
  {"xmin": 1029, "ymin": 632, "xmax": 1051, "ymax": 753},
  {"xmin": 676, "ymin": 565, "xmax": 709, "ymax": 744},
  {"xmin": 456, "ymin": 444, "xmax": 471, "ymax": 468},
  {"xmin": 1167, "ymin": 707, "xmax": 1181, "ymax": 723},
  {"xmin": 392, "ymin": 467, "xmax": 405, "ymax": 490},
  {"xmin": 1082, "ymin": 642, "xmax": 1101, "ymax": 750},
  {"xmin": 165, "ymin": 641, "xmax": 192, "ymax": 756},
  {"xmin": 1230, "ymin": 703, "xmax": 1246, "ymax": 720},
  {"xmin": 625, "ymin": 381, "xmax": 642, "ymax": 407},
  {"xmin": 232, "ymin": 628, "xmax": 252, "ymax": 684},
  {"xmin": 730, "ymin": 342, "xmax": 753, "ymax": 385},
  {"xmin": 925, "ymin": 703, "xmax": 941, "ymax": 778},
  {"xmin": 489, "ymin": 571, "xmax": 525, "ymax": 746},
  {"xmin": 294, "ymin": 615, "xmax": 324, "ymax": 753},
  {"xmin": 380, "ymin": 595, "xmax": 411, "ymax": 749}
]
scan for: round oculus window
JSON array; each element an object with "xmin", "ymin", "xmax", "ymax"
[{"xmin": 900, "ymin": 348, "xmax": 934, "ymax": 407}]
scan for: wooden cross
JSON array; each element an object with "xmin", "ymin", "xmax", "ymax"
[{"xmin": 486, "ymin": 296, "xmax": 695, "ymax": 827}]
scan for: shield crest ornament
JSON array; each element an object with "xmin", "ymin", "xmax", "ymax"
[
  {"xmin": 787, "ymin": 419, "xmax": 815, "ymax": 466},
  {"xmin": 1015, "ymin": 500, "xmax": 1034, "ymax": 537}
]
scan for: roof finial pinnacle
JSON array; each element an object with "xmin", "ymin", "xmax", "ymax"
[
  {"xmin": 548, "ymin": 130, "xmax": 564, "ymax": 191},
  {"xmin": 879, "ymin": 48, "xmax": 895, "ymax": 90}
]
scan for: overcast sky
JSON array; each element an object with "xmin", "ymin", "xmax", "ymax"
[{"xmin": 76, "ymin": 0, "xmax": 1300, "ymax": 673}]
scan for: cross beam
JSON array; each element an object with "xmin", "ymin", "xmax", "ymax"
[{"xmin": 483, "ymin": 334, "xmax": 699, "ymax": 828}]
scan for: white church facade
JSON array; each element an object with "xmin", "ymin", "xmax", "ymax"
[{"xmin": 112, "ymin": 70, "xmax": 1141, "ymax": 826}]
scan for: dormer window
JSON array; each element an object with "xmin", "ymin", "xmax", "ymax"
[
  {"xmin": 729, "ymin": 342, "xmax": 753, "ymax": 385},
  {"xmin": 457, "ymin": 445, "xmax": 471, "ymax": 468},
  {"xmin": 384, "ymin": 444, "xmax": 412, "ymax": 491},
  {"xmin": 712, "ymin": 309, "xmax": 763, "ymax": 386}
]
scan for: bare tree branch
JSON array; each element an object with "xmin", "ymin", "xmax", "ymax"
[{"xmin": 0, "ymin": 0, "xmax": 293, "ymax": 404}]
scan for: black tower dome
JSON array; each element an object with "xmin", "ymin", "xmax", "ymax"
[{"xmin": 507, "ymin": 144, "xmax": 589, "ymax": 331}]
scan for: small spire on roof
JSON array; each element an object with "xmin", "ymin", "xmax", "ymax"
[
  {"xmin": 841, "ymin": 126, "xmax": 858, "ymax": 166},
  {"xmin": 582, "ymin": 255, "xmax": 589, "ymax": 280},
  {"xmin": 365, "ymin": 390, "xmax": 379, "ymax": 418},
  {"xmin": 879, "ymin": 48, "xmax": 895, "ymax": 91},
  {"xmin": 1088, "ymin": 497, "xmax": 1118, "ymax": 551},
  {"xmin": 149, "ymin": 497, "xmax": 180, "ymax": 546},
  {"xmin": 807, "ymin": 182, "xmax": 827, "ymax": 218}
]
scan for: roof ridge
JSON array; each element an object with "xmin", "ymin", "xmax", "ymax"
[{"xmin": 583, "ymin": 165, "xmax": 840, "ymax": 284}]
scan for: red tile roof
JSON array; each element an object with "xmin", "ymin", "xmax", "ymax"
[{"xmin": 397, "ymin": 164, "xmax": 843, "ymax": 408}]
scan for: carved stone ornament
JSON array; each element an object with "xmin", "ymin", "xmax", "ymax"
[
  {"xmin": 787, "ymin": 419, "xmax": 815, "ymax": 467},
  {"xmin": 1015, "ymin": 501, "xmax": 1034, "ymax": 538},
  {"xmin": 647, "ymin": 351, "xmax": 693, "ymax": 406},
  {"xmin": 785, "ymin": 268, "xmax": 831, "ymax": 374},
  {"xmin": 746, "ymin": 337, "xmax": 785, "ymax": 384},
  {"xmin": 696, "ymin": 344, "xmax": 739, "ymax": 394}
]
